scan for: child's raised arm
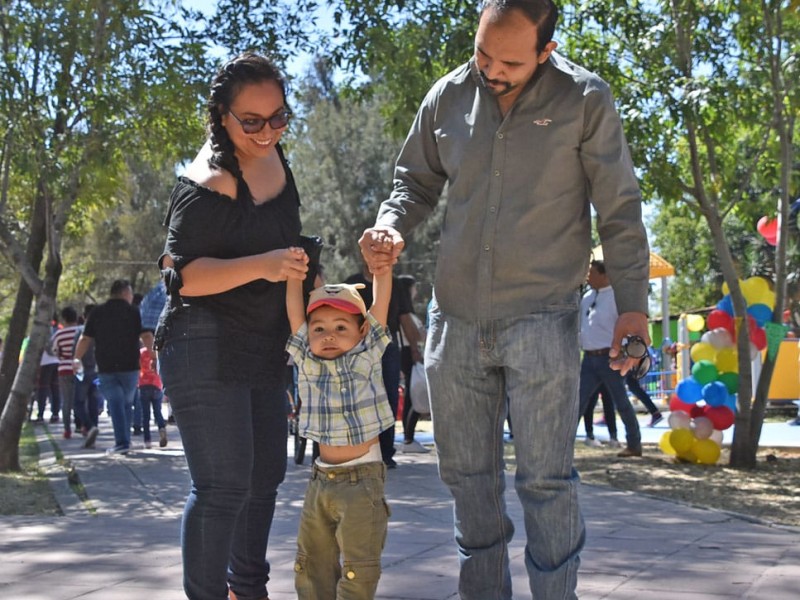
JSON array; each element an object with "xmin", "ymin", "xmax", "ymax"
[
  {"xmin": 369, "ymin": 268, "xmax": 392, "ymax": 329},
  {"xmin": 285, "ymin": 247, "xmax": 308, "ymax": 335}
]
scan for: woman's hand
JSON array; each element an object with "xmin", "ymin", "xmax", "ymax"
[{"xmin": 261, "ymin": 247, "xmax": 309, "ymax": 282}]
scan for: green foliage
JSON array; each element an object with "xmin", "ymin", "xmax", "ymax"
[
  {"xmin": 651, "ymin": 202, "xmax": 758, "ymax": 311},
  {"xmin": 0, "ymin": 0, "xmax": 207, "ymax": 315},
  {"xmin": 288, "ymin": 60, "xmax": 443, "ymax": 300},
  {"xmin": 324, "ymin": 1, "xmax": 477, "ymax": 137},
  {"xmin": 556, "ymin": 1, "xmax": 799, "ymax": 306},
  {"xmin": 200, "ymin": 0, "xmax": 320, "ymax": 70},
  {"xmin": 288, "ymin": 64, "xmax": 401, "ymax": 282}
]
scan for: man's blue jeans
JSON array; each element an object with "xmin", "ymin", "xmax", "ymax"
[
  {"xmin": 578, "ymin": 355, "xmax": 641, "ymax": 450},
  {"xmin": 73, "ymin": 370, "xmax": 100, "ymax": 429},
  {"xmin": 158, "ymin": 306, "xmax": 287, "ymax": 600},
  {"xmin": 97, "ymin": 371, "xmax": 138, "ymax": 449},
  {"xmin": 425, "ymin": 298, "xmax": 584, "ymax": 600}
]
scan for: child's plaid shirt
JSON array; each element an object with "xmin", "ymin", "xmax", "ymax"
[{"xmin": 286, "ymin": 313, "xmax": 395, "ymax": 446}]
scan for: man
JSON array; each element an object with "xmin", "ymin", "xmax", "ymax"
[
  {"xmin": 579, "ymin": 259, "xmax": 643, "ymax": 457},
  {"xmin": 358, "ymin": 2, "xmax": 650, "ymax": 598},
  {"xmin": 73, "ymin": 280, "xmax": 154, "ymax": 454}
]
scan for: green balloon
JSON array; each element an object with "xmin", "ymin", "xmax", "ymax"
[
  {"xmin": 718, "ymin": 371, "xmax": 739, "ymax": 394},
  {"xmin": 691, "ymin": 360, "xmax": 719, "ymax": 385}
]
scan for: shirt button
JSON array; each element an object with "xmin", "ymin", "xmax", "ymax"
[
  {"xmin": 340, "ymin": 387, "xmax": 347, "ymax": 393},
  {"xmin": 494, "ymin": 170, "xmax": 500, "ymax": 176},
  {"xmin": 497, "ymin": 132, "xmax": 504, "ymax": 139},
  {"xmin": 490, "ymin": 206, "xmax": 496, "ymax": 213},
  {"xmin": 484, "ymin": 245, "xmax": 490, "ymax": 251}
]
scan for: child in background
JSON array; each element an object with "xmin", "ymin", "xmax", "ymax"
[
  {"xmin": 285, "ymin": 244, "xmax": 394, "ymax": 600},
  {"xmin": 138, "ymin": 347, "xmax": 167, "ymax": 448}
]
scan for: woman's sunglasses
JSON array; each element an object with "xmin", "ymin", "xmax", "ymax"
[
  {"xmin": 228, "ymin": 108, "xmax": 292, "ymax": 134},
  {"xmin": 619, "ymin": 335, "xmax": 651, "ymax": 379}
]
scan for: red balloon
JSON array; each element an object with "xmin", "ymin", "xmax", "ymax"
[
  {"xmin": 690, "ymin": 404, "xmax": 706, "ymax": 418},
  {"xmin": 669, "ymin": 394, "xmax": 695, "ymax": 414},
  {"xmin": 757, "ymin": 216, "xmax": 778, "ymax": 242},
  {"xmin": 704, "ymin": 405, "xmax": 735, "ymax": 430},
  {"xmin": 750, "ymin": 326, "xmax": 767, "ymax": 351},
  {"xmin": 735, "ymin": 314, "xmax": 758, "ymax": 339},
  {"xmin": 707, "ymin": 309, "xmax": 734, "ymax": 333}
]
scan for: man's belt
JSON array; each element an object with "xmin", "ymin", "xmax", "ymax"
[{"xmin": 584, "ymin": 348, "xmax": 610, "ymax": 356}]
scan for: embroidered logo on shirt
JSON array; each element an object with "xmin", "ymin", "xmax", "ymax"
[{"xmin": 533, "ymin": 118, "xmax": 552, "ymax": 126}]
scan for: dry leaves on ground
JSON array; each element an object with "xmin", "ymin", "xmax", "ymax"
[{"xmin": 573, "ymin": 444, "xmax": 800, "ymax": 527}]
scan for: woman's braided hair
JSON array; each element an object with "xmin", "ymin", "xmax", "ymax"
[{"xmin": 206, "ymin": 52, "xmax": 289, "ymax": 200}]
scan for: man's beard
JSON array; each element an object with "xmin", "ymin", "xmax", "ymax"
[{"xmin": 478, "ymin": 70, "xmax": 518, "ymax": 97}]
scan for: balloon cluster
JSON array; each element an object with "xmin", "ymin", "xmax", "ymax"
[{"xmin": 660, "ymin": 277, "xmax": 776, "ymax": 464}]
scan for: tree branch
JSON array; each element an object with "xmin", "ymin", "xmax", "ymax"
[{"xmin": 0, "ymin": 218, "xmax": 43, "ymax": 295}]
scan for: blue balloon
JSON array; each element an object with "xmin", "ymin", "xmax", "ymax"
[
  {"xmin": 747, "ymin": 303, "xmax": 772, "ymax": 327},
  {"xmin": 703, "ymin": 381, "xmax": 729, "ymax": 407},
  {"xmin": 724, "ymin": 393, "xmax": 738, "ymax": 413},
  {"xmin": 717, "ymin": 294, "xmax": 734, "ymax": 315},
  {"xmin": 676, "ymin": 378, "xmax": 703, "ymax": 403}
]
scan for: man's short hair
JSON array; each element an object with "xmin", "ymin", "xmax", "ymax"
[
  {"xmin": 110, "ymin": 279, "xmax": 132, "ymax": 297},
  {"xmin": 60, "ymin": 306, "xmax": 78, "ymax": 323},
  {"xmin": 480, "ymin": 0, "xmax": 559, "ymax": 52},
  {"xmin": 590, "ymin": 259, "xmax": 606, "ymax": 275}
]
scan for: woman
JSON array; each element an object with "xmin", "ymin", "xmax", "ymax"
[{"xmin": 156, "ymin": 53, "xmax": 309, "ymax": 600}]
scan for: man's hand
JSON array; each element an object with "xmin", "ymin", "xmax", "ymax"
[
  {"xmin": 609, "ymin": 312, "xmax": 650, "ymax": 376},
  {"xmin": 358, "ymin": 227, "xmax": 404, "ymax": 274}
]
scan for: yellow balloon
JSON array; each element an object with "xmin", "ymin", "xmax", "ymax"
[
  {"xmin": 742, "ymin": 277, "xmax": 770, "ymax": 306},
  {"xmin": 758, "ymin": 289, "xmax": 776, "ymax": 310},
  {"xmin": 690, "ymin": 342, "xmax": 717, "ymax": 363},
  {"xmin": 715, "ymin": 348, "xmax": 739, "ymax": 373},
  {"xmin": 659, "ymin": 431, "xmax": 677, "ymax": 456},
  {"xmin": 670, "ymin": 429, "xmax": 695, "ymax": 454},
  {"xmin": 693, "ymin": 438, "xmax": 721, "ymax": 465},
  {"xmin": 721, "ymin": 279, "xmax": 742, "ymax": 297},
  {"xmin": 686, "ymin": 314, "xmax": 705, "ymax": 332}
]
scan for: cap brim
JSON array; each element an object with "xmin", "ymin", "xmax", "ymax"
[{"xmin": 307, "ymin": 298, "xmax": 364, "ymax": 316}]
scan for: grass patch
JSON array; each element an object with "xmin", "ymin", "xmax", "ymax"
[{"xmin": 0, "ymin": 422, "xmax": 62, "ymax": 516}]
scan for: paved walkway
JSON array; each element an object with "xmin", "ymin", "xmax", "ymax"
[{"xmin": 2, "ymin": 414, "xmax": 799, "ymax": 599}]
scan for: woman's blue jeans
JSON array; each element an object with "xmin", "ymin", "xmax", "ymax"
[
  {"xmin": 425, "ymin": 299, "xmax": 585, "ymax": 600},
  {"xmin": 158, "ymin": 307, "xmax": 287, "ymax": 600}
]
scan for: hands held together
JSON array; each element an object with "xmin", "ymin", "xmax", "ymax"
[{"xmin": 358, "ymin": 226, "xmax": 405, "ymax": 275}]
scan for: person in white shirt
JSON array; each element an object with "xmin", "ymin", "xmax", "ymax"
[{"xmin": 578, "ymin": 260, "xmax": 642, "ymax": 457}]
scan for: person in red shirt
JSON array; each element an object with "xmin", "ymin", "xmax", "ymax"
[{"xmin": 138, "ymin": 347, "xmax": 167, "ymax": 448}]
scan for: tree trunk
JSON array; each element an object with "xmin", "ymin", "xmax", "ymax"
[
  {"xmin": 0, "ymin": 258, "xmax": 60, "ymax": 472},
  {"xmin": 729, "ymin": 0, "xmax": 795, "ymax": 469},
  {"xmin": 0, "ymin": 183, "xmax": 48, "ymax": 412}
]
